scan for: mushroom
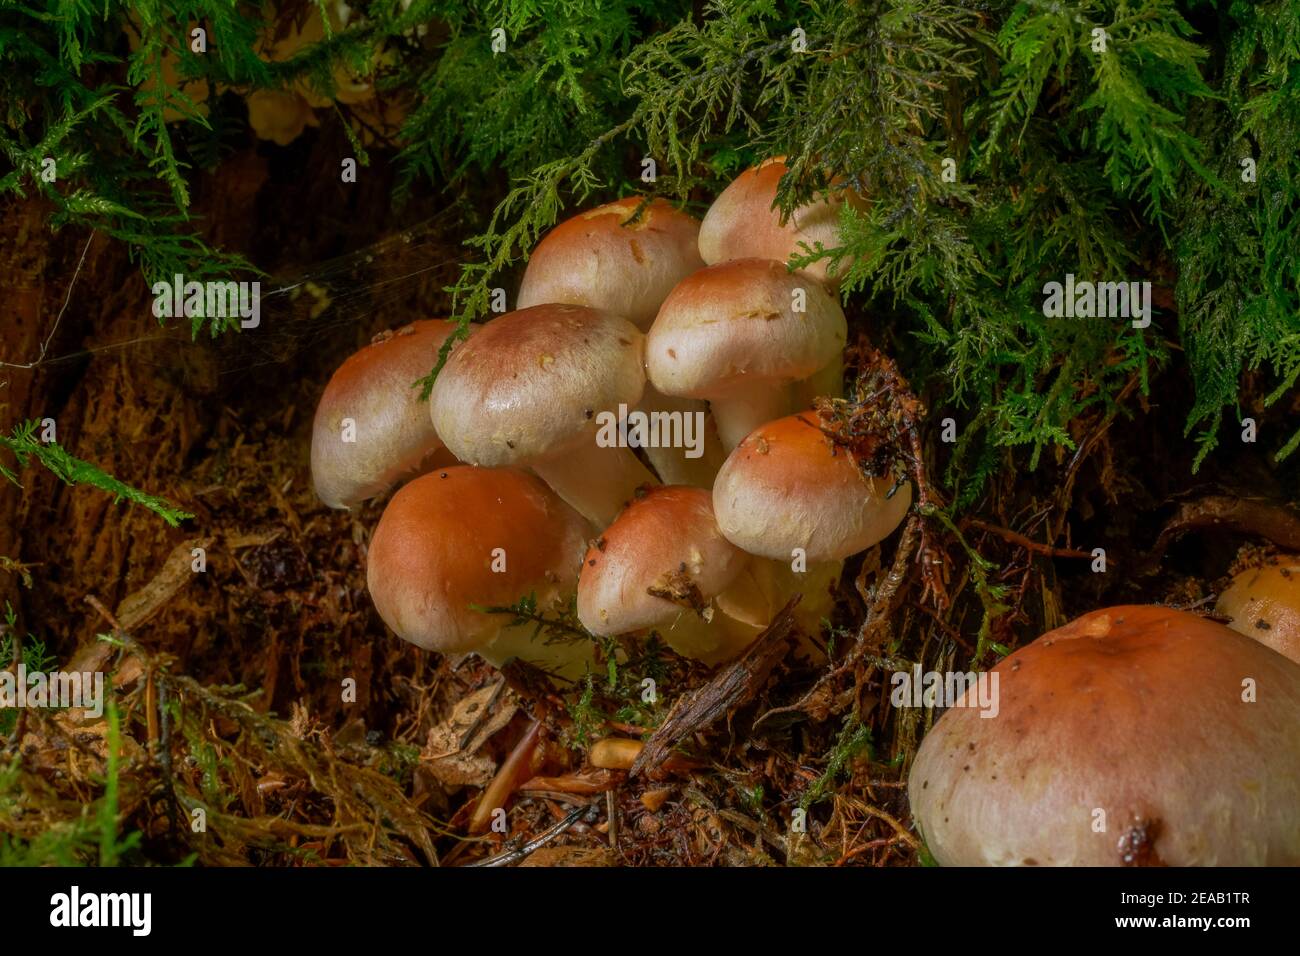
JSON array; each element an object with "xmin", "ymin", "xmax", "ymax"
[
  {"xmin": 908, "ymin": 605, "xmax": 1300, "ymax": 865},
  {"xmin": 429, "ymin": 304, "xmax": 658, "ymax": 526},
  {"xmin": 711, "ymin": 412, "xmax": 911, "ymax": 636},
  {"xmin": 246, "ymin": 88, "xmax": 320, "ymax": 146},
  {"xmin": 698, "ymin": 156, "xmax": 853, "ymax": 290},
  {"xmin": 1216, "ymin": 554, "xmax": 1300, "ymax": 663},
  {"xmin": 517, "ymin": 197, "xmax": 704, "ymax": 331},
  {"xmin": 311, "ymin": 319, "xmax": 462, "ymax": 509},
  {"xmin": 516, "ymin": 198, "xmax": 724, "ymax": 487},
  {"xmin": 646, "ymin": 259, "xmax": 847, "ymax": 450},
  {"xmin": 577, "ymin": 486, "xmax": 766, "ymax": 664},
  {"xmin": 366, "ymin": 466, "xmax": 595, "ymax": 678}
]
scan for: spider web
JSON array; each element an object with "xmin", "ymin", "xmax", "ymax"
[{"xmin": 0, "ymin": 210, "xmax": 469, "ymax": 392}]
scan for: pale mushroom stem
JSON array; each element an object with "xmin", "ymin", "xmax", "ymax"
[
  {"xmin": 717, "ymin": 556, "xmax": 843, "ymax": 658},
  {"xmin": 636, "ymin": 386, "xmax": 726, "ymax": 487},
  {"xmin": 533, "ymin": 443, "xmax": 659, "ymax": 527},
  {"xmin": 792, "ymin": 356, "xmax": 846, "ymax": 410},
  {"xmin": 480, "ymin": 622, "xmax": 596, "ymax": 682},
  {"xmin": 711, "ymin": 381, "xmax": 794, "ymax": 451},
  {"xmin": 658, "ymin": 609, "xmax": 762, "ymax": 666}
]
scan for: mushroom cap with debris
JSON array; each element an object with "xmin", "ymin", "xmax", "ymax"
[
  {"xmin": 698, "ymin": 157, "xmax": 854, "ymax": 289},
  {"xmin": 577, "ymin": 485, "xmax": 748, "ymax": 636},
  {"xmin": 908, "ymin": 605, "xmax": 1300, "ymax": 866},
  {"xmin": 518, "ymin": 198, "xmax": 704, "ymax": 331},
  {"xmin": 712, "ymin": 413, "xmax": 911, "ymax": 562}
]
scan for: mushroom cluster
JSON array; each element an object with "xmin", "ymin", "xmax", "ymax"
[{"xmin": 311, "ymin": 161, "xmax": 912, "ymax": 678}]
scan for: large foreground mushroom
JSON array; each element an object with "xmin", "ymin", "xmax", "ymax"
[{"xmin": 909, "ymin": 605, "xmax": 1300, "ymax": 866}]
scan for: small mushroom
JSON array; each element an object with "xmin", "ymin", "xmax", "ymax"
[
  {"xmin": 430, "ymin": 304, "xmax": 658, "ymax": 526},
  {"xmin": 517, "ymin": 197, "xmax": 704, "ymax": 331},
  {"xmin": 310, "ymin": 320, "xmax": 462, "ymax": 509},
  {"xmin": 713, "ymin": 413, "xmax": 910, "ymax": 561},
  {"xmin": 647, "ymin": 260, "xmax": 847, "ymax": 450},
  {"xmin": 698, "ymin": 156, "xmax": 854, "ymax": 290},
  {"xmin": 577, "ymin": 486, "xmax": 764, "ymax": 664},
  {"xmin": 366, "ymin": 466, "xmax": 594, "ymax": 678},
  {"xmin": 711, "ymin": 413, "xmax": 910, "ymax": 640},
  {"xmin": 1216, "ymin": 554, "xmax": 1300, "ymax": 663},
  {"xmin": 909, "ymin": 605, "xmax": 1300, "ymax": 865}
]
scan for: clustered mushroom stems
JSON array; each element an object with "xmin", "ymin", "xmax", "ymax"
[
  {"xmin": 709, "ymin": 381, "xmax": 796, "ymax": 452},
  {"xmin": 531, "ymin": 442, "xmax": 660, "ymax": 529}
]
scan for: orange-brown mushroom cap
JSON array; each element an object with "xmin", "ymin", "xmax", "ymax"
[
  {"xmin": 517, "ymin": 198, "xmax": 704, "ymax": 331},
  {"xmin": 646, "ymin": 259, "xmax": 846, "ymax": 401},
  {"xmin": 1216, "ymin": 554, "xmax": 1300, "ymax": 664},
  {"xmin": 311, "ymin": 319, "xmax": 461, "ymax": 509},
  {"xmin": 908, "ymin": 605, "xmax": 1300, "ymax": 866},
  {"xmin": 712, "ymin": 413, "xmax": 911, "ymax": 562},
  {"xmin": 698, "ymin": 157, "xmax": 852, "ymax": 288},
  {"xmin": 430, "ymin": 304, "xmax": 645, "ymax": 467},
  {"xmin": 577, "ymin": 486, "xmax": 748, "ymax": 635},
  {"xmin": 366, "ymin": 467, "xmax": 590, "ymax": 654}
]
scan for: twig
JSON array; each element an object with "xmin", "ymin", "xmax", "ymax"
[
  {"xmin": 457, "ymin": 677, "xmax": 505, "ymax": 751},
  {"xmin": 964, "ymin": 518, "xmax": 1094, "ymax": 559},
  {"xmin": 630, "ymin": 600, "xmax": 798, "ymax": 779},
  {"xmin": 464, "ymin": 804, "xmax": 599, "ymax": 868}
]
